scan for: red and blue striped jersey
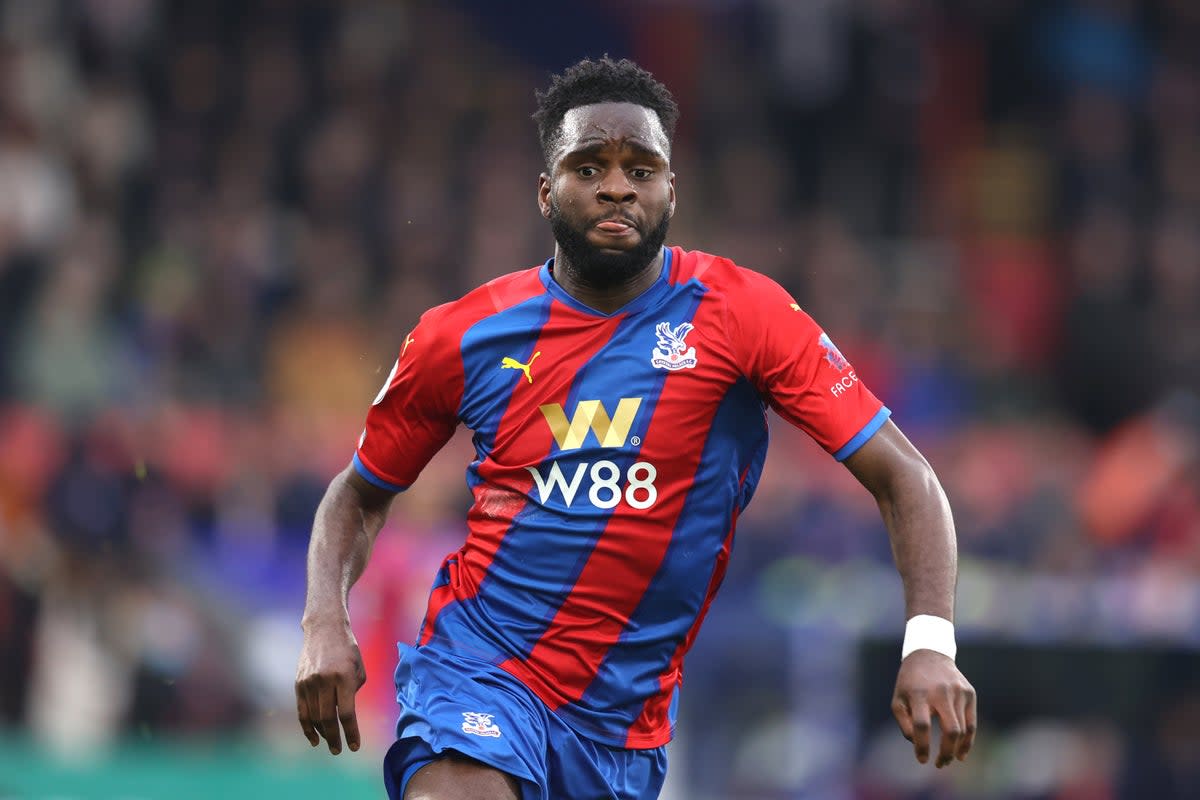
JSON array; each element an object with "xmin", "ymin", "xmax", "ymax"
[{"xmin": 353, "ymin": 247, "xmax": 889, "ymax": 748}]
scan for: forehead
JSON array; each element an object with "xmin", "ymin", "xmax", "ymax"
[{"xmin": 553, "ymin": 102, "xmax": 669, "ymax": 163}]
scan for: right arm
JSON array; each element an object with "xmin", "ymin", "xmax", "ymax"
[
  {"xmin": 296, "ymin": 465, "xmax": 397, "ymax": 755},
  {"xmin": 295, "ymin": 303, "xmax": 464, "ymax": 754}
]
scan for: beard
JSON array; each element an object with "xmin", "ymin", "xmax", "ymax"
[{"xmin": 549, "ymin": 199, "xmax": 672, "ymax": 291}]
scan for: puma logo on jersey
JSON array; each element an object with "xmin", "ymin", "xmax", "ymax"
[{"xmin": 501, "ymin": 351, "xmax": 541, "ymax": 384}]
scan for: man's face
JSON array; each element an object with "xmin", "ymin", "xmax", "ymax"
[{"xmin": 538, "ymin": 102, "xmax": 676, "ymax": 289}]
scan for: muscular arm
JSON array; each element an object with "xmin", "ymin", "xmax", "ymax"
[
  {"xmin": 296, "ymin": 464, "xmax": 397, "ymax": 755},
  {"xmin": 843, "ymin": 420, "xmax": 976, "ymax": 767},
  {"xmin": 302, "ymin": 465, "xmax": 397, "ymax": 628},
  {"xmin": 842, "ymin": 420, "xmax": 956, "ymax": 620}
]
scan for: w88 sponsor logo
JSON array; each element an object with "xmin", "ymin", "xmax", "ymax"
[
  {"xmin": 528, "ymin": 396, "xmax": 659, "ymax": 509},
  {"xmin": 526, "ymin": 460, "xmax": 658, "ymax": 510}
]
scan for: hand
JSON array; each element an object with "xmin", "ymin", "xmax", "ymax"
[
  {"xmin": 296, "ymin": 620, "xmax": 367, "ymax": 755},
  {"xmin": 891, "ymin": 649, "xmax": 976, "ymax": 767}
]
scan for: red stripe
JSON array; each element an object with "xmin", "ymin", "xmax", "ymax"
[
  {"xmin": 418, "ymin": 575, "xmax": 455, "ymax": 645},
  {"xmin": 624, "ymin": 502, "xmax": 742, "ymax": 747},
  {"xmin": 665, "ymin": 246, "xmax": 717, "ymax": 285},
  {"xmin": 500, "ymin": 295, "xmax": 721, "ymax": 711},
  {"xmin": 419, "ymin": 302, "xmax": 623, "ymax": 640}
]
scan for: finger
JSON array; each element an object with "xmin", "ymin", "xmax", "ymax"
[
  {"xmin": 957, "ymin": 685, "xmax": 977, "ymax": 761},
  {"xmin": 908, "ymin": 695, "xmax": 932, "ymax": 764},
  {"xmin": 296, "ymin": 683, "xmax": 320, "ymax": 747},
  {"xmin": 932, "ymin": 687, "xmax": 962, "ymax": 769},
  {"xmin": 302, "ymin": 679, "xmax": 329, "ymax": 748},
  {"xmin": 308, "ymin": 681, "xmax": 332, "ymax": 748},
  {"xmin": 317, "ymin": 680, "xmax": 343, "ymax": 755},
  {"xmin": 891, "ymin": 697, "xmax": 914, "ymax": 742},
  {"xmin": 337, "ymin": 679, "xmax": 362, "ymax": 753}
]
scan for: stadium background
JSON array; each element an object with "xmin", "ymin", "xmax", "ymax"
[{"xmin": 0, "ymin": 0, "xmax": 1198, "ymax": 797}]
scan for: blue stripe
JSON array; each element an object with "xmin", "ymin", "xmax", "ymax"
[
  {"xmin": 421, "ymin": 291, "xmax": 555, "ymax": 662},
  {"xmin": 574, "ymin": 377, "xmax": 767, "ymax": 727},
  {"xmin": 427, "ymin": 280, "xmax": 708, "ymax": 666},
  {"xmin": 832, "ymin": 406, "xmax": 891, "ymax": 461},
  {"xmin": 352, "ymin": 452, "xmax": 409, "ymax": 493},
  {"xmin": 458, "ymin": 293, "xmax": 554, "ymax": 442},
  {"xmin": 485, "ymin": 287, "xmax": 705, "ymax": 655}
]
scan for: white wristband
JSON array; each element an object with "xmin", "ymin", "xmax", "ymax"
[{"xmin": 901, "ymin": 615, "xmax": 956, "ymax": 661}]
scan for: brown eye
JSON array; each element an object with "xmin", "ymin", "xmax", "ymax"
[{"xmin": 578, "ymin": 166, "xmax": 598, "ymax": 178}]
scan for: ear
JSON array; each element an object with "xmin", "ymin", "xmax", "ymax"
[
  {"xmin": 537, "ymin": 173, "xmax": 552, "ymax": 219},
  {"xmin": 667, "ymin": 172, "xmax": 677, "ymax": 219}
]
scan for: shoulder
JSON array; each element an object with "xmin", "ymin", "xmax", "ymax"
[
  {"xmin": 418, "ymin": 265, "xmax": 546, "ymax": 342},
  {"xmin": 669, "ymin": 246, "xmax": 796, "ymax": 307}
]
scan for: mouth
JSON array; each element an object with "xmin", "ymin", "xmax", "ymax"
[{"xmin": 592, "ymin": 217, "xmax": 638, "ymax": 236}]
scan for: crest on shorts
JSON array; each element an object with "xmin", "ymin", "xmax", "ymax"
[
  {"xmin": 461, "ymin": 711, "xmax": 502, "ymax": 738},
  {"xmin": 651, "ymin": 321, "xmax": 698, "ymax": 371}
]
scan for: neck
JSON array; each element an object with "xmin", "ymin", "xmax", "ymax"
[{"xmin": 551, "ymin": 247, "xmax": 665, "ymax": 314}]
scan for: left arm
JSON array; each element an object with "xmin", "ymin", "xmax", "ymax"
[{"xmin": 843, "ymin": 419, "xmax": 977, "ymax": 767}]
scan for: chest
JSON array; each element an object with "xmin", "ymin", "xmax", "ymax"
[{"xmin": 458, "ymin": 306, "xmax": 748, "ymax": 465}]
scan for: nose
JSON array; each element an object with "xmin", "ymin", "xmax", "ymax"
[{"xmin": 596, "ymin": 171, "xmax": 637, "ymax": 205}]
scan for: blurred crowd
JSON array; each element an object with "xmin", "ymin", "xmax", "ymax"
[{"xmin": 0, "ymin": 0, "xmax": 1198, "ymax": 797}]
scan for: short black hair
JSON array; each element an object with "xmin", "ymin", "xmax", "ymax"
[{"xmin": 533, "ymin": 56, "xmax": 679, "ymax": 169}]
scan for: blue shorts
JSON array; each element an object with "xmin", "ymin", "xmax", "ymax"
[{"xmin": 382, "ymin": 643, "xmax": 668, "ymax": 800}]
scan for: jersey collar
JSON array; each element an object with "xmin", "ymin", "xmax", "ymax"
[{"xmin": 539, "ymin": 247, "xmax": 673, "ymax": 318}]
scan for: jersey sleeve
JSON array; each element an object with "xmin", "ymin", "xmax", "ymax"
[
  {"xmin": 731, "ymin": 272, "xmax": 890, "ymax": 460},
  {"xmin": 353, "ymin": 305, "xmax": 463, "ymax": 491}
]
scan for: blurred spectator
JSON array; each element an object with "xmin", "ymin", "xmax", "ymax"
[{"xmin": 1055, "ymin": 202, "xmax": 1154, "ymax": 433}]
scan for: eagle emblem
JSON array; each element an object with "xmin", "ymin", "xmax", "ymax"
[
  {"xmin": 461, "ymin": 712, "xmax": 501, "ymax": 738},
  {"xmin": 651, "ymin": 321, "xmax": 698, "ymax": 371}
]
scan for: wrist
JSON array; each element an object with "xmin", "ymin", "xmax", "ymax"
[
  {"xmin": 301, "ymin": 607, "xmax": 351, "ymax": 632},
  {"xmin": 901, "ymin": 614, "xmax": 956, "ymax": 661}
]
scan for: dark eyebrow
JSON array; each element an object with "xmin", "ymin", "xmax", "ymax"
[{"xmin": 561, "ymin": 140, "xmax": 667, "ymax": 163}]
